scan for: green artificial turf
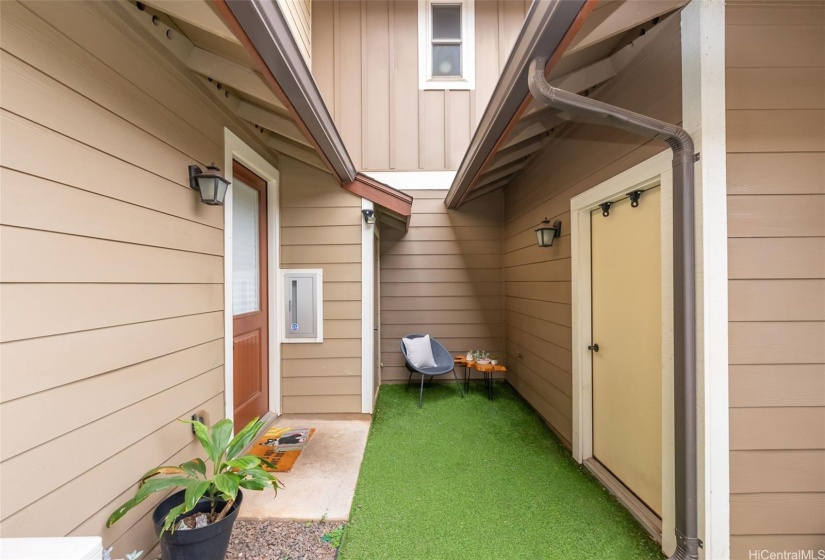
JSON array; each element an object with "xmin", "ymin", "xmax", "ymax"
[{"xmin": 339, "ymin": 382, "xmax": 665, "ymax": 560}]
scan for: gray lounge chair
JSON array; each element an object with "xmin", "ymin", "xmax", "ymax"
[{"xmin": 400, "ymin": 334, "xmax": 464, "ymax": 408}]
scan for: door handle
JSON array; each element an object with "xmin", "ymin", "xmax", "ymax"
[{"xmin": 588, "ymin": 343, "xmax": 600, "ymax": 352}]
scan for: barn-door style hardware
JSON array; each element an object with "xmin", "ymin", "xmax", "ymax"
[
  {"xmin": 598, "ymin": 189, "xmax": 648, "ymax": 218},
  {"xmin": 627, "ymin": 190, "xmax": 644, "ymax": 208},
  {"xmin": 189, "ymin": 163, "xmax": 230, "ymax": 205},
  {"xmin": 587, "ymin": 343, "xmax": 600, "ymax": 352},
  {"xmin": 535, "ymin": 218, "xmax": 562, "ymax": 247}
]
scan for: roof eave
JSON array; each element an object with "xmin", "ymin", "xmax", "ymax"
[
  {"xmin": 345, "ymin": 173, "xmax": 414, "ymax": 231},
  {"xmin": 444, "ymin": 0, "xmax": 597, "ymax": 209},
  {"xmin": 215, "ymin": 0, "xmax": 357, "ymax": 183}
]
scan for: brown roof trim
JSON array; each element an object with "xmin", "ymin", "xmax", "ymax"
[
  {"xmin": 444, "ymin": 0, "xmax": 597, "ymax": 209},
  {"xmin": 343, "ymin": 173, "xmax": 413, "ymax": 228},
  {"xmin": 212, "ymin": 0, "xmax": 356, "ymax": 182}
]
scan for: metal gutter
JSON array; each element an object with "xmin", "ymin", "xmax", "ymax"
[
  {"xmin": 219, "ymin": 0, "xmax": 357, "ymax": 183},
  {"xmin": 528, "ymin": 57, "xmax": 699, "ymax": 560},
  {"xmin": 444, "ymin": 0, "xmax": 595, "ymax": 209}
]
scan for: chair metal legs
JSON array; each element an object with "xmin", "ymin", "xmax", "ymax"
[
  {"xmin": 416, "ymin": 370, "xmax": 464, "ymax": 408},
  {"xmin": 453, "ymin": 369, "xmax": 464, "ymax": 398}
]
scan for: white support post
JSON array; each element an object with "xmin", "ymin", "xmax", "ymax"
[
  {"xmin": 361, "ymin": 199, "xmax": 376, "ymax": 413},
  {"xmin": 681, "ymin": 2, "xmax": 730, "ymax": 558}
]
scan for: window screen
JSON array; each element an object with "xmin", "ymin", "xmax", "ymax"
[
  {"xmin": 232, "ymin": 180, "xmax": 260, "ymax": 315},
  {"xmin": 431, "ymin": 4, "xmax": 461, "ymax": 77}
]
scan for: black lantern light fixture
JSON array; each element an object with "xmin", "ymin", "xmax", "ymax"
[
  {"xmin": 535, "ymin": 218, "xmax": 562, "ymax": 247},
  {"xmin": 189, "ymin": 163, "xmax": 230, "ymax": 206},
  {"xmin": 361, "ymin": 209, "xmax": 376, "ymax": 224}
]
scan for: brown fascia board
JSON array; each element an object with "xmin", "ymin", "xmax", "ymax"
[
  {"xmin": 444, "ymin": 0, "xmax": 597, "ymax": 209},
  {"xmin": 213, "ymin": 0, "xmax": 357, "ymax": 183},
  {"xmin": 344, "ymin": 173, "xmax": 414, "ymax": 230}
]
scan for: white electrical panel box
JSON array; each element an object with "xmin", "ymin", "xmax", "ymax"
[{"xmin": 282, "ymin": 269, "xmax": 323, "ymax": 342}]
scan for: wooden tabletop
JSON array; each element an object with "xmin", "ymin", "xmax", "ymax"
[{"xmin": 454, "ymin": 357, "xmax": 506, "ymax": 372}]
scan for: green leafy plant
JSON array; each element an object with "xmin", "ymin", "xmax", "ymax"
[
  {"xmin": 106, "ymin": 417, "xmax": 281, "ymax": 535},
  {"xmin": 321, "ymin": 526, "xmax": 345, "ymax": 549},
  {"xmin": 472, "ymin": 350, "xmax": 489, "ymax": 361}
]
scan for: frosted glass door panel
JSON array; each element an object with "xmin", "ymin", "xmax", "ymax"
[{"xmin": 233, "ymin": 180, "xmax": 259, "ymax": 315}]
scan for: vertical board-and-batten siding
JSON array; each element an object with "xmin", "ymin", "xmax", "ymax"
[
  {"xmin": 380, "ymin": 190, "xmax": 504, "ymax": 383},
  {"xmin": 725, "ymin": 3, "xmax": 825, "ymax": 558},
  {"xmin": 278, "ymin": 0, "xmax": 312, "ymax": 66},
  {"xmin": 501, "ymin": 16, "xmax": 683, "ymax": 446},
  {"xmin": 0, "ymin": 0, "xmax": 260, "ymax": 554},
  {"xmin": 279, "ymin": 157, "xmax": 364, "ymax": 413},
  {"xmin": 312, "ymin": 0, "xmax": 530, "ymax": 171}
]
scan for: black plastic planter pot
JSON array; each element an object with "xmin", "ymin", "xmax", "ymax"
[{"xmin": 152, "ymin": 489, "xmax": 243, "ymax": 560}]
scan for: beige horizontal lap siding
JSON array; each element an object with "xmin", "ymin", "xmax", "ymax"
[
  {"xmin": 501, "ymin": 17, "xmax": 683, "ymax": 447},
  {"xmin": 0, "ymin": 1, "xmax": 272, "ymax": 555},
  {"xmin": 278, "ymin": 157, "xmax": 363, "ymax": 413},
  {"xmin": 380, "ymin": 190, "xmax": 504, "ymax": 384},
  {"xmin": 311, "ymin": 0, "xmax": 527, "ymax": 171},
  {"xmin": 726, "ymin": 3, "xmax": 825, "ymax": 558},
  {"xmin": 278, "ymin": 0, "xmax": 312, "ymax": 66}
]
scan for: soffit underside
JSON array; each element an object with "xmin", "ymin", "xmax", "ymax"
[
  {"xmin": 451, "ymin": 0, "xmax": 689, "ymax": 207},
  {"xmin": 124, "ymin": 0, "xmax": 326, "ymax": 171}
]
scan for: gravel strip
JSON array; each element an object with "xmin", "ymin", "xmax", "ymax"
[{"xmin": 156, "ymin": 520, "xmax": 344, "ymax": 560}]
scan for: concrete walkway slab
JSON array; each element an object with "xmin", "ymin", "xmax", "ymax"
[{"xmin": 239, "ymin": 414, "xmax": 371, "ymax": 522}]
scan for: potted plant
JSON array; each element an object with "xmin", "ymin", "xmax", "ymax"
[
  {"xmin": 465, "ymin": 350, "xmax": 475, "ymax": 362},
  {"xmin": 473, "ymin": 350, "xmax": 491, "ymax": 365},
  {"xmin": 490, "ymin": 355, "xmax": 500, "ymax": 366},
  {"xmin": 106, "ymin": 417, "xmax": 280, "ymax": 560}
]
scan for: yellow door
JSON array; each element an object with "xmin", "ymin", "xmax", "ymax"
[{"xmin": 591, "ymin": 186, "xmax": 663, "ymax": 516}]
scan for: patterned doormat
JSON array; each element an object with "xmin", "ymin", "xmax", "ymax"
[{"xmin": 249, "ymin": 427, "xmax": 315, "ymax": 472}]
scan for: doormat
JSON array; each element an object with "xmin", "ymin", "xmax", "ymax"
[{"xmin": 249, "ymin": 427, "xmax": 315, "ymax": 472}]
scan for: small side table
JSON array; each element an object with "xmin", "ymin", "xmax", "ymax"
[{"xmin": 454, "ymin": 357, "xmax": 507, "ymax": 401}]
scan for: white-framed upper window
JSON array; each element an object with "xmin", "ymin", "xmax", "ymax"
[{"xmin": 418, "ymin": 0, "xmax": 475, "ymax": 90}]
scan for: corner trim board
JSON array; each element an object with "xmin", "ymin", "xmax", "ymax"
[{"xmin": 361, "ymin": 199, "xmax": 376, "ymax": 414}]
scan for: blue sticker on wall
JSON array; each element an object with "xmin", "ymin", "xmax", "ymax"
[{"xmin": 291, "ymin": 323, "xmax": 299, "ymax": 332}]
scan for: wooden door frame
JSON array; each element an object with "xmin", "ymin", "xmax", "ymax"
[
  {"xmin": 224, "ymin": 128, "xmax": 282, "ymax": 420},
  {"xmin": 570, "ymin": 149, "xmax": 676, "ymax": 554}
]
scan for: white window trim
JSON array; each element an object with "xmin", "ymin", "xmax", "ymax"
[
  {"xmin": 418, "ymin": 0, "xmax": 475, "ymax": 90},
  {"xmin": 280, "ymin": 269, "xmax": 324, "ymax": 344},
  {"xmin": 223, "ymin": 128, "xmax": 282, "ymax": 419}
]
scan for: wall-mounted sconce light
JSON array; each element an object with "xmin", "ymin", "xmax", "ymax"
[
  {"xmin": 535, "ymin": 218, "xmax": 562, "ymax": 247},
  {"xmin": 362, "ymin": 209, "xmax": 376, "ymax": 224},
  {"xmin": 189, "ymin": 163, "xmax": 230, "ymax": 206}
]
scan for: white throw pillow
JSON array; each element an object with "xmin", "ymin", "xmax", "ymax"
[{"xmin": 403, "ymin": 335, "xmax": 437, "ymax": 369}]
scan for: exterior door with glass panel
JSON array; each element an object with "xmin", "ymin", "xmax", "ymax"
[
  {"xmin": 591, "ymin": 186, "xmax": 663, "ymax": 516},
  {"xmin": 232, "ymin": 161, "xmax": 269, "ymax": 430}
]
